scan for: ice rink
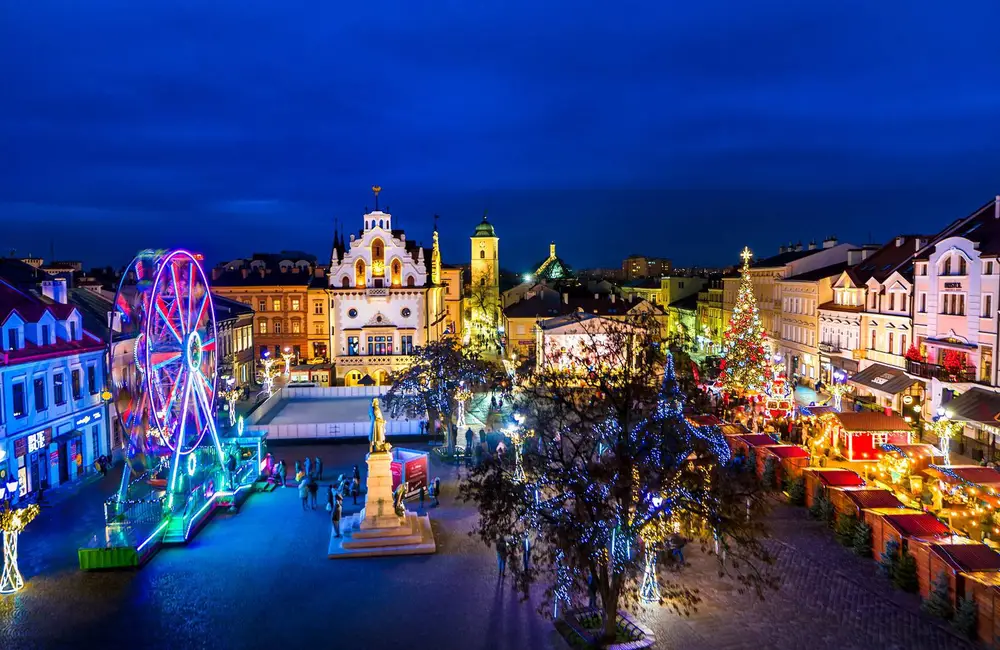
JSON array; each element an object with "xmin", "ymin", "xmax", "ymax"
[{"xmin": 257, "ymin": 398, "xmax": 411, "ymax": 425}]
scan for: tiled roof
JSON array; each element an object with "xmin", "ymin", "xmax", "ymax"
[
  {"xmin": 833, "ymin": 412, "xmax": 912, "ymax": 432},
  {"xmin": 0, "ymin": 279, "xmax": 76, "ymax": 324},
  {"xmin": 931, "ymin": 543, "xmax": 1000, "ymax": 573},
  {"xmin": 883, "ymin": 512, "xmax": 951, "ymax": 538},
  {"xmin": 848, "ymin": 363, "xmax": 919, "ymax": 396},
  {"xmin": 762, "ymin": 445, "xmax": 810, "ymax": 459},
  {"xmin": 806, "ymin": 468, "xmax": 865, "ymax": 487},
  {"xmin": 837, "ymin": 488, "xmax": 905, "ymax": 510},
  {"xmin": 915, "ymin": 199, "xmax": 1000, "ymax": 259},
  {"xmin": 753, "ymin": 249, "xmax": 821, "ymax": 268},
  {"xmin": 504, "ymin": 293, "xmax": 645, "ymax": 319},
  {"xmin": 844, "ymin": 236, "xmax": 929, "ymax": 284},
  {"xmin": 212, "ymin": 269, "xmax": 314, "ymax": 287}
]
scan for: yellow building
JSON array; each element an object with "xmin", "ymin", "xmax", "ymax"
[
  {"xmin": 441, "ymin": 265, "xmax": 464, "ymax": 338},
  {"xmin": 306, "ymin": 278, "xmax": 331, "ymax": 361},
  {"xmin": 467, "ymin": 215, "xmax": 501, "ymax": 353},
  {"xmin": 696, "ymin": 279, "xmax": 724, "ymax": 353}
]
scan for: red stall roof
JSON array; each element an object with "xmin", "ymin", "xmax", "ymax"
[
  {"xmin": 736, "ymin": 434, "xmax": 780, "ymax": 448},
  {"xmin": 806, "ymin": 468, "xmax": 866, "ymax": 487},
  {"xmin": 763, "ymin": 445, "xmax": 810, "ymax": 460},
  {"xmin": 883, "ymin": 512, "xmax": 951, "ymax": 538},
  {"xmin": 836, "ymin": 488, "xmax": 905, "ymax": 510},
  {"xmin": 931, "ymin": 543, "xmax": 1000, "ymax": 573},
  {"xmin": 833, "ymin": 412, "xmax": 912, "ymax": 432},
  {"xmin": 924, "ymin": 465, "xmax": 1000, "ymax": 487}
]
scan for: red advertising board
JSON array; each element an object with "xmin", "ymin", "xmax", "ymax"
[{"xmin": 390, "ymin": 448, "xmax": 429, "ymax": 495}]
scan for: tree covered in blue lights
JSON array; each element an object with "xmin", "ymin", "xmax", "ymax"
[
  {"xmin": 461, "ymin": 311, "xmax": 775, "ymax": 644},
  {"xmin": 383, "ymin": 336, "xmax": 508, "ymax": 454}
]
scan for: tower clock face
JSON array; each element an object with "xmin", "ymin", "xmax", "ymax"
[{"xmin": 479, "ymin": 242, "xmax": 486, "ymax": 248}]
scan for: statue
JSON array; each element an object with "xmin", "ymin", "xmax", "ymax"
[
  {"xmin": 370, "ymin": 398, "xmax": 391, "ymax": 453},
  {"xmin": 393, "ymin": 482, "xmax": 407, "ymax": 517}
]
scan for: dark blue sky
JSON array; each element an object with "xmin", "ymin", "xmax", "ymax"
[{"xmin": 4, "ymin": 1, "xmax": 1000, "ymax": 272}]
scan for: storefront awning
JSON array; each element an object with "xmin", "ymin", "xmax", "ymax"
[
  {"xmin": 848, "ymin": 363, "xmax": 917, "ymax": 396},
  {"xmin": 944, "ymin": 387, "xmax": 1000, "ymax": 425}
]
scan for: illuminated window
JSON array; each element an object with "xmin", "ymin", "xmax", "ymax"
[
  {"xmin": 291, "ymin": 299, "xmax": 300, "ymax": 311},
  {"xmin": 291, "ymin": 321, "xmax": 300, "ymax": 334},
  {"xmin": 272, "ymin": 299, "xmax": 281, "ymax": 311},
  {"xmin": 259, "ymin": 320, "xmax": 267, "ymax": 334}
]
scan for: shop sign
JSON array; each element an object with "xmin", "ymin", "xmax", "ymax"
[
  {"xmin": 28, "ymin": 428, "xmax": 52, "ymax": 453},
  {"xmin": 944, "ymin": 282, "xmax": 962, "ymax": 289},
  {"xmin": 74, "ymin": 408, "xmax": 103, "ymax": 427}
]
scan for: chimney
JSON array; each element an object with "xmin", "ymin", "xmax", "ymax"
[
  {"xmin": 212, "ymin": 268, "xmax": 220, "ymax": 281},
  {"xmin": 915, "ymin": 237, "xmax": 927, "ymax": 252},
  {"xmin": 823, "ymin": 236, "xmax": 838, "ymax": 249},
  {"xmin": 995, "ymin": 195, "xmax": 999, "ymax": 219},
  {"xmin": 241, "ymin": 268, "xmax": 249, "ymax": 279},
  {"xmin": 778, "ymin": 244, "xmax": 786, "ymax": 254},
  {"xmin": 562, "ymin": 293, "xmax": 568, "ymax": 304},
  {"xmin": 795, "ymin": 242, "xmax": 803, "ymax": 252},
  {"xmin": 808, "ymin": 241, "xmax": 817, "ymax": 251},
  {"xmin": 41, "ymin": 278, "xmax": 67, "ymax": 304},
  {"xmin": 896, "ymin": 236, "xmax": 905, "ymax": 247},
  {"xmin": 847, "ymin": 249, "xmax": 863, "ymax": 266}
]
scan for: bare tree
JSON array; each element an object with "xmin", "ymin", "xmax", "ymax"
[{"xmin": 461, "ymin": 310, "xmax": 775, "ymax": 644}]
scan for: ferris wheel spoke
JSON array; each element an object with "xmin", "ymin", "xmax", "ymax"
[
  {"xmin": 192, "ymin": 290, "xmax": 209, "ymax": 334},
  {"xmin": 192, "ymin": 370, "xmax": 216, "ymax": 435},
  {"xmin": 187, "ymin": 263, "xmax": 196, "ymax": 333},
  {"xmin": 155, "ymin": 296, "xmax": 183, "ymax": 343},
  {"xmin": 150, "ymin": 351, "xmax": 182, "ymax": 371},
  {"xmin": 196, "ymin": 366, "xmax": 215, "ymax": 401},
  {"xmin": 200, "ymin": 337, "xmax": 216, "ymax": 353},
  {"xmin": 176, "ymin": 373, "xmax": 193, "ymax": 451}
]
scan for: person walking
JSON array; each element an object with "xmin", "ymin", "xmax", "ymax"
[
  {"xmin": 431, "ymin": 477, "xmax": 441, "ymax": 507},
  {"xmin": 278, "ymin": 460, "xmax": 287, "ymax": 487},
  {"xmin": 298, "ymin": 478, "xmax": 309, "ymax": 511},
  {"xmin": 350, "ymin": 477, "xmax": 360, "ymax": 505},
  {"xmin": 326, "ymin": 485, "xmax": 334, "ymax": 512},
  {"xmin": 496, "ymin": 536, "xmax": 508, "ymax": 581},
  {"xmin": 304, "ymin": 457, "xmax": 312, "ymax": 479},
  {"xmin": 331, "ymin": 494, "xmax": 343, "ymax": 538},
  {"xmin": 418, "ymin": 485, "xmax": 426, "ymax": 511},
  {"xmin": 308, "ymin": 475, "xmax": 319, "ymax": 510},
  {"xmin": 315, "ymin": 457, "xmax": 323, "ymax": 480}
]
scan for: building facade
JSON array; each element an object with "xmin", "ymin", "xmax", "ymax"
[
  {"xmin": 327, "ymin": 207, "xmax": 446, "ymax": 385},
  {"xmin": 441, "ymin": 266, "xmax": 465, "ymax": 339},
  {"xmin": 777, "ymin": 263, "xmax": 846, "ymax": 384},
  {"xmin": 213, "ymin": 294, "xmax": 256, "ymax": 389},
  {"xmin": 622, "ymin": 255, "xmax": 671, "ymax": 280},
  {"xmin": 0, "ymin": 280, "xmax": 109, "ymax": 498},
  {"xmin": 695, "ymin": 278, "xmax": 724, "ymax": 353}
]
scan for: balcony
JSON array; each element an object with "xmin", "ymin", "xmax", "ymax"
[
  {"xmin": 864, "ymin": 349, "xmax": 906, "ymax": 370},
  {"xmin": 818, "ymin": 342, "xmax": 842, "ymax": 354},
  {"xmin": 906, "ymin": 359, "xmax": 980, "ymax": 384},
  {"xmin": 335, "ymin": 354, "xmax": 414, "ymax": 369}
]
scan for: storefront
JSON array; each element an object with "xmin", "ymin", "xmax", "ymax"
[
  {"xmin": 848, "ymin": 363, "xmax": 923, "ymax": 415},
  {"xmin": 5, "ymin": 405, "xmax": 108, "ymax": 497}
]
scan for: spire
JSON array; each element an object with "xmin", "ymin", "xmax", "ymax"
[
  {"xmin": 330, "ymin": 219, "xmax": 339, "ymax": 265},
  {"xmin": 550, "ymin": 241, "xmax": 557, "ymax": 259}
]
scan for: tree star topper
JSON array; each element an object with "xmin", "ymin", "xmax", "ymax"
[{"xmin": 740, "ymin": 246, "xmax": 753, "ymax": 266}]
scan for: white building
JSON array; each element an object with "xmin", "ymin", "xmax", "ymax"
[
  {"xmin": 535, "ymin": 313, "xmax": 622, "ymax": 373},
  {"xmin": 0, "ymin": 278, "xmax": 109, "ymax": 497},
  {"xmin": 328, "ymin": 207, "xmax": 447, "ymax": 385}
]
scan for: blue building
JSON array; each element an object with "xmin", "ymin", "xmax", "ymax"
[{"xmin": 0, "ymin": 277, "xmax": 109, "ymax": 497}]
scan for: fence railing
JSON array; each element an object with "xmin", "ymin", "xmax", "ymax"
[{"xmin": 105, "ymin": 495, "xmax": 165, "ymax": 525}]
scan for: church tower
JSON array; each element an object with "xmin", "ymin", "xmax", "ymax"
[{"xmin": 469, "ymin": 214, "xmax": 501, "ymax": 353}]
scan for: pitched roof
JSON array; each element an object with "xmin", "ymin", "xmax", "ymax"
[
  {"xmin": 212, "ymin": 293, "xmax": 255, "ymax": 321},
  {"xmin": 805, "ymin": 468, "xmax": 865, "ymax": 487},
  {"xmin": 924, "ymin": 465, "xmax": 1000, "ymax": 487},
  {"xmin": 844, "ymin": 236, "xmax": 928, "ymax": 284},
  {"xmin": 762, "ymin": 445, "xmax": 810, "ymax": 459},
  {"xmin": 736, "ymin": 434, "xmax": 781, "ymax": 448},
  {"xmin": 915, "ymin": 198, "xmax": 1000, "ymax": 259},
  {"xmin": 832, "ymin": 411, "xmax": 912, "ymax": 432},
  {"xmin": 0, "ymin": 278, "xmax": 76, "ymax": 324},
  {"xmin": 212, "ymin": 269, "xmax": 313, "ymax": 287},
  {"xmin": 931, "ymin": 543, "xmax": 1000, "ymax": 573},
  {"xmin": 882, "ymin": 512, "xmax": 951, "ymax": 538},
  {"xmin": 943, "ymin": 387, "xmax": 1000, "ymax": 425},
  {"xmin": 835, "ymin": 488, "xmax": 905, "ymax": 510},
  {"xmin": 504, "ymin": 293, "xmax": 644, "ymax": 319},
  {"xmin": 848, "ymin": 363, "xmax": 919, "ymax": 396},
  {"xmin": 783, "ymin": 261, "xmax": 850, "ymax": 283},
  {"xmin": 753, "ymin": 249, "xmax": 821, "ymax": 268}
]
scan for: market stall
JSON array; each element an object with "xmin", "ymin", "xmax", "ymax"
[
  {"xmin": 828, "ymin": 487, "xmax": 905, "ymax": 519},
  {"xmin": 802, "ymin": 467, "xmax": 865, "ymax": 508},
  {"xmin": 824, "ymin": 412, "xmax": 913, "ymax": 461}
]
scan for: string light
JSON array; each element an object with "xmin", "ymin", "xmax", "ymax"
[{"xmin": 0, "ymin": 503, "xmax": 40, "ymax": 594}]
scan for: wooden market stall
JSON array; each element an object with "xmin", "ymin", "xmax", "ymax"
[
  {"xmin": 923, "ymin": 465, "xmax": 1000, "ymax": 541},
  {"xmin": 757, "ymin": 445, "xmax": 810, "ymax": 487},
  {"xmin": 828, "ymin": 487, "xmax": 905, "ymax": 519},
  {"xmin": 824, "ymin": 412, "xmax": 913, "ymax": 462},
  {"xmin": 727, "ymin": 433, "xmax": 780, "ymax": 457},
  {"xmin": 911, "ymin": 538, "xmax": 1000, "ymax": 602},
  {"xmin": 861, "ymin": 508, "xmax": 951, "ymax": 560},
  {"xmin": 962, "ymin": 571, "xmax": 1000, "ymax": 648},
  {"xmin": 802, "ymin": 467, "xmax": 865, "ymax": 508}
]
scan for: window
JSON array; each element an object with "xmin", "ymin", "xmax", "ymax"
[
  {"xmin": 367, "ymin": 335, "xmax": 391, "ymax": 355},
  {"xmin": 348, "ymin": 308, "xmax": 358, "ymax": 318},
  {"xmin": 7, "ymin": 329, "xmax": 17, "ymax": 350},
  {"xmin": 401, "ymin": 335, "xmax": 413, "ymax": 355},
  {"xmin": 291, "ymin": 299, "xmax": 300, "ymax": 311},
  {"xmin": 888, "ymin": 333, "xmax": 894, "ymax": 355},
  {"xmin": 871, "ymin": 331, "xmax": 876, "ymax": 350},
  {"xmin": 54, "ymin": 373, "xmax": 65, "ymax": 405},
  {"xmin": 261, "ymin": 345, "xmax": 269, "ymax": 357},
  {"xmin": 272, "ymin": 299, "xmax": 281, "ymax": 311},
  {"xmin": 989, "ymin": 262, "xmax": 995, "ymax": 275},
  {"xmin": 292, "ymin": 320, "xmax": 301, "ymax": 334},
  {"xmin": 347, "ymin": 336, "xmax": 359, "ymax": 356},
  {"xmin": 313, "ymin": 302, "xmax": 323, "ymax": 315},
  {"xmin": 900, "ymin": 334, "xmax": 907, "ymax": 355},
  {"xmin": 41, "ymin": 324, "xmax": 50, "ymax": 345},
  {"xmin": 920, "ymin": 264, "xmax": 927, "ymax": 276},
  {"xmin": 258, "ymin": 299, "xmax": 266, "ymax": 312},
  {"xmin": 959, "ymin": 257, "xmax": 968, "ymax": 275},
  {"xmin": 959, "ymin": 294, "xmax": 966, "ymax": 316},
  {"xmin": 70, "ymin": 321, "xmax": 77, "ymax": 340},
  {"xmin": 12, "ymin": 382, "xmax": 25, "ymax": 417},
  {"xmin": 406, "ymin": 276, "xmax": 415, "ymax": 287},
  {"xmin": 984, "ymin": 346, "xmax": 994, "ymax": 382},
  {"xmin": 88, "ymin": 365, "xmax": 97, "ymax": 394},
  {"xmin": 274, "ymin": 320, "xmax": 282, "ymax": 335},
  {"xmin": 33, "ymin": 377, "xmax": 46, "ymax": 412},
  {"xmin": 72, "ymin": 369, "xmax": 82, "ymax": 400},
  {"xmin": 889, "ymin": 293, "xmax": 895, "ymax": 311},
  {"xmin": 314, "ymin": 323, "xmax": 323, "ymax": 334},
  {"xmin": 480, "ymin": 250, "xmax": 485, "ymax": 259},
  {"xmin": 985, "ymin": 294, "xmax": 993, "ymax": 319},
  {"xmin": 401, "ymin": 307, "xmax": 411, "ymax": 318},
  {"xmin": 259, "ymin": 320, "xmax": 267, "ymax": 334}
]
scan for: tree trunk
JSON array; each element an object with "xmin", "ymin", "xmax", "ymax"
[{"xmin": 601, "ymin": 582, "xmax": 619, "ymax": 644}]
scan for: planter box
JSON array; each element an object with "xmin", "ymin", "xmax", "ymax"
[{"xmin": 558, "ymin": 607, "xmax": 655, "ymax": 649}]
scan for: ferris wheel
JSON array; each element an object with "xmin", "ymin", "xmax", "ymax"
[{"xmin": 110, "ymin": 250, "xmax": 223, "ymax": 480}]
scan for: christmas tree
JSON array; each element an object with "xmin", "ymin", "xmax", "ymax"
[
  {"xmin": 719, "ymin": 247, "xmax": 771, "ymax": 394},
  {"xmin": 921, "ymin": 571, "xmax": 954, "ymax": 619}
]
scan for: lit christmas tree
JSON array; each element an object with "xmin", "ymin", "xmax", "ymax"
[{"xmin": 719, "ymin": 247, "xmax": 771, "ymax": 395}]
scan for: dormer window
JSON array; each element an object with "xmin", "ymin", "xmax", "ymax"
[
  {"xmin": 70, "ymin": 321, "xmax": 77, "ymax": 341},
  {"xmin": 7, "ymin": 328, "xmax": 18, "ymax": 350},
  {"xmin": 42, "ymin": 324, "xmax": 50, "ymax": 346}
]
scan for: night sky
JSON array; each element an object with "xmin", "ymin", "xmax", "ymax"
[{"xmin": 4, "ymin": 2, "xmax": 1000, "ymax": 272}]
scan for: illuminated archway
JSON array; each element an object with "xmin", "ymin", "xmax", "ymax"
[
  {"xmin": 355, "ymin": 259, "xmax": 366, "ymax": 288},
  {"xmin": 344, "ymin": 370, "xmax": 362, "ymax": 387},
  {"xmin": 390, "ymin": 259, "xmax": 402, "ymax": 287}
]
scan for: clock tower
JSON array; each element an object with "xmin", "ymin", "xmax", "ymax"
[{"xmin": 469, "ymin": 214, "xmax": 501, "ymax": 353}]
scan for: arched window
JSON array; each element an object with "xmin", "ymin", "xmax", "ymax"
[
  {"xmin": 341, "ymin": 276, "xmax": 350, "ymax": 288},
  {"xmin": 406, "ymin": 276, "xmax": 415, "ymax": 287},
  {"xmin": 371, "ymin": 239, "xmax": 384, "ymax": 265},
  {"xmin": 379, "ymin": 219, "xmax": 384, "ymax": 228},
  {"xmin": 480, "ymin": 250, "xmax": 485, "ymax": 259},
  {"xmin": 355, "ymin": 259, "xmax": 366, "ymax": 288},
  {"xmin": 959, "ymin": 256, "xmax": 967, "ymax": 275},
  {"xmin": 391, "ymin": 259, "xmax": 402, "ymax": 286},
  {"xmin": 365, "ymin": 221, "xmax": 369, "ymax": 230}
]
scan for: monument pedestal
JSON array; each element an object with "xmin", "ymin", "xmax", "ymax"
[{"xmin": 328, "ymin": 450, "xmax": 436, "ymax": 559}]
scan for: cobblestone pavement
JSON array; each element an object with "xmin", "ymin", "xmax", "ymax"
[{"xmin": 0, "ymin": 442, "xmax": 976, "ymax": 650}]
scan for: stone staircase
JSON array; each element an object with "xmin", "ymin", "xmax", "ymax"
[{"xmin": 328, "ymin": 510, "xmax": 436, "ymax": 558}]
